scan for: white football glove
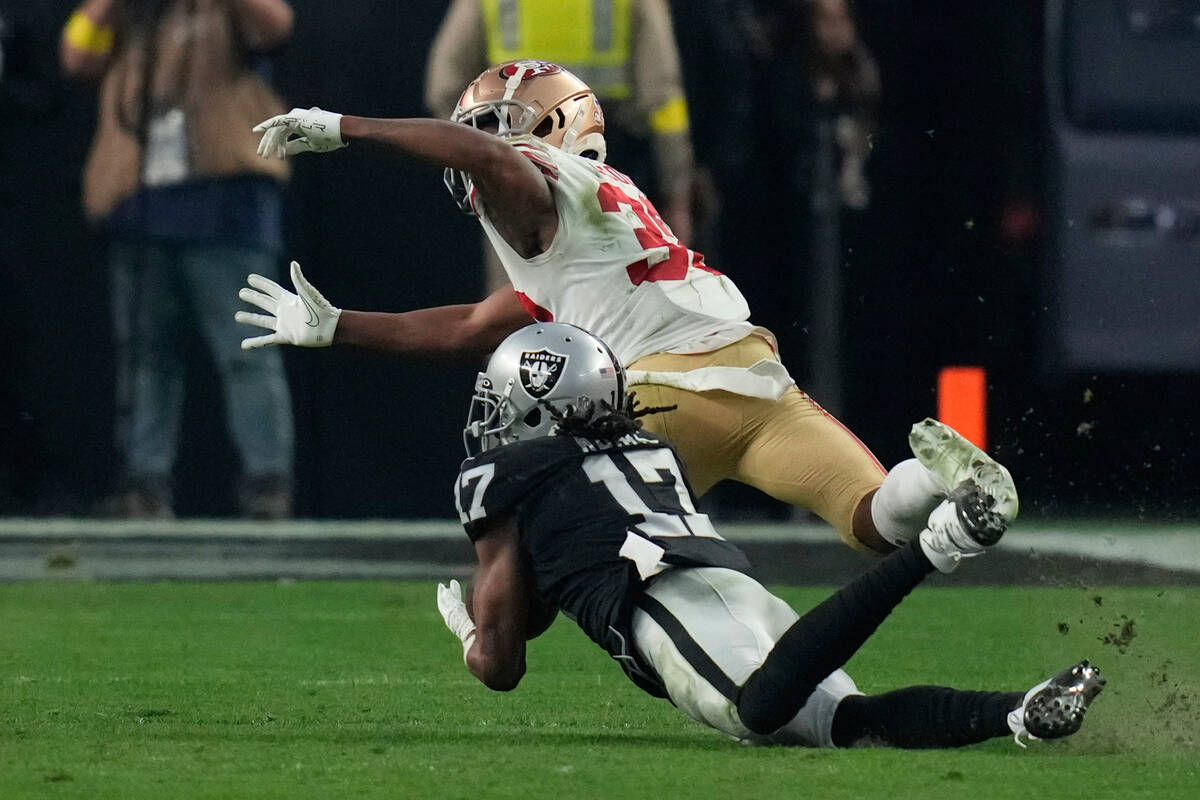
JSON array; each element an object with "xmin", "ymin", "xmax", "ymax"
[
  {"xmin": 235, "ymin": 260, "xmax": 341, "ymax": 349},
  {"xmin": 436, "ymin": 579, "xmax": 477, "ymax": 662},
  {"xmin": 253, "ymin": 106, "xmax": 346, "ymax": 159}
]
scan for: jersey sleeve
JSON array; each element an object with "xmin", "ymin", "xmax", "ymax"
[{"xmin": 509, "ymin": 135, "xmax": 561, "ymax": 182}]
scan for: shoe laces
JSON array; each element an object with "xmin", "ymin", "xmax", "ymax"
[
  {"xmin": 924, "ymin": 500, "xmax": 986, "ymax": 562},
  {"xmin": 1008, "ymin": 708, "xmax": 1038, "ymax": 748}
]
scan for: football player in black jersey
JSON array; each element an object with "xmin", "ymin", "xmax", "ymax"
[{"xmin": 438, "ymin": 322, "xmax": 1105, "ymax": 748}]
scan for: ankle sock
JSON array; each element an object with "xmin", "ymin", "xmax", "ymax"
[{"xmin": 871, "ymin": 458, "xmax": 947, "ymax": 545}]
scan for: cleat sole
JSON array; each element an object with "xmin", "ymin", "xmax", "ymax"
[
  {"xmin": 909, "ymin": 418, "xmax": 1019, "ymax": 522},
  {"xmin": 1023, "ymin": 660, "xmax": 1106, "ymax": 740}
]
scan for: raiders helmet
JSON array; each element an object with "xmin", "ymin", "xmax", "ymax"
[
  {"xmin": 444, "ymin": 60, "xmax": 607, "ymax": 210},
  {"xmin": 464, "ymin": 322, "xmax": 626, "ymax": 456}
]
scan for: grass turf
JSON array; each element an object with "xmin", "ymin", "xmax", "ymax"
[{"xmin": 0, "ymin": 581, "xmax": 1196, "ymax": 799}]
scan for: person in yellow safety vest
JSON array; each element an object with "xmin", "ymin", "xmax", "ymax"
[{"xmin": 426, "ymin": 0, "xmax": 699, "ymax": 291}]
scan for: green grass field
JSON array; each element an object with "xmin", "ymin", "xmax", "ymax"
[{"xmin": 1, "ymin": 581, "xmax": 1197, "ymax": 799}]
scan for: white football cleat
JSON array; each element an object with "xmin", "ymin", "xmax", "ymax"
[
  {"xmin": 908, "ymin": 418, "xmax": 1018, "ymax": 525},
  {"xmin": 918, "ymin": 482, "xmax": 1007, "ymax": 573},
  {"xmin": 1008, "ymin": 660, "xmax": 1106, "ymax": 747}
]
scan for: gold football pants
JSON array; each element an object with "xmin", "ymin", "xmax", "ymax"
[{"xmin": 629, "ymin": 335, "xmax": 886, "ymax": 549}]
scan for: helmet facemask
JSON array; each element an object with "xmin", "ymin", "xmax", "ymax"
[
  {"xmin": 444, "ymin": 97, "xmax": 540, "ymax": 211},
  {"xmin": 463, "ymin": 373, "xmax": 516, "ymax": 457}
]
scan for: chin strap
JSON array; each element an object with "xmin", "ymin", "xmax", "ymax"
[{"xmin": 561, "ymin": 106, "xmax": 588, "ymax": 152}]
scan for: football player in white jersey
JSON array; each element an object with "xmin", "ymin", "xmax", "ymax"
[
  {"xmin": 437, "ymin": 321, "xmax": 1104, "ymax": 748},
  {"xmin": 238, "ymin": 60, "xmax": 1007, "ymax": 559}
]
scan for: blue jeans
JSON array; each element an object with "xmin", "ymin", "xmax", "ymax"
[{"xmin": 110, "ymin": 241, "xmax": 294, "ymax": 489}]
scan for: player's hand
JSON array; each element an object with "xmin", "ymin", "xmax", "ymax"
[
  {"xmin": 253, "ymin": 107, "xmax": 345, "ymax": 159},
  {"xmin": 437, "ymin": 579, "xmax": 477, "ymax": 645},
  {"xmin": 235, "ymin": 260, "xmax": 341, "ymax": 349}
]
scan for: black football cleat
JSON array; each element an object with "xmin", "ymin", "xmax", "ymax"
[{"xmin": 1007, "ymin": 660, "xmax": 1106, "ymax": 746}]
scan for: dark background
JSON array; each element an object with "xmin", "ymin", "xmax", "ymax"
[{"xmin": 2, "ymin": 0, "xmax": 1197, "ymax": 521}]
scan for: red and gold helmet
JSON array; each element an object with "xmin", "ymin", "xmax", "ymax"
[
  {"xmin": 445, "ymin": 60, "xmax": 607, "ymax": 209},
  {"xmin": 454, "ymin": 60, "xmax": 607, "ymax": 158}
]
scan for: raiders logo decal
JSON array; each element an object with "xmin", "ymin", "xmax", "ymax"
[
  {"xmin": 520, "ymin": 349, "xmax": 566, "ymax": 398},
  {"xmin": 500, "ymin": 60, "xmax": 562, "ymax": 80}
]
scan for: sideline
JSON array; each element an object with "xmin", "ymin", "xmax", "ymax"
[{"xmin": 1, "ymin": 517, "xmax": 1197, "ymax": 582}]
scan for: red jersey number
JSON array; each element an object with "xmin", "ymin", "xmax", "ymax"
[{"xmin": 595, "ymin": 182, "xmax": 716, "ymax": 285}]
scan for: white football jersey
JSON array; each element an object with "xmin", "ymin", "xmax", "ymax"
[{"xmin": 473, "ymin": 136, "xmax": 752, "ymax": 366}]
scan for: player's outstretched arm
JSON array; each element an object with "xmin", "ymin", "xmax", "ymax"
[
  {"xmin": 460, "ymin": 518, "xmax": 530, "ymax": 691},
  {"xmin": 254, "ymin": 110, "xmax": 557, "ymax": 258},
  {"xmin": 334, "ymin": 283, "xmax": 531, "ymax": 358},
  {"xmin": 343, "ymin": 116, "xmax": 559, "ymax": 256},
  {"xmin": 235, "ymin": 263, "xmax": 530, "ymax": 357}
]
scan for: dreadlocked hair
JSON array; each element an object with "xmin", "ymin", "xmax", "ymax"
[{"xmin": 543, "ymin": 392, "xmax": 677, "ymax": 443}]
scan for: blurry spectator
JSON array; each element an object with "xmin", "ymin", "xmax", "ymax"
[
  {"xmin": 805, "ymin": 0, "xmax": 878, "ymax": 209},
  {"xmin": 748, "ymin": 0, "xmax": 878, "ymax": 213},
  {"xmin": 426, "ymin": 0, "xmax": 705, "ymax": 290},
  {"xmin": 742, "ymin": 0, "xmax": 880, "ymax": 410},
  {"xmin": 667, "ymin": 0, "xmax": 756, "ymax": 263},
  {"xmin": 60, "ymin": 0, "xmax": 296, "ymax": 518}
]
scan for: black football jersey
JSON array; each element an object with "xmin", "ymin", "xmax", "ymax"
[{"xmin": 454, "ymin": 430, "xmax": 751, "ymax": 695}]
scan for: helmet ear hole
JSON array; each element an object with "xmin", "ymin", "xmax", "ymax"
[
  {"xmin": 523, "ymin": 407, "xmax": 543, "ymax": 428},
  {"xmin": 532, "ymin": 117, "xmax": 554, "ymax": 138}
]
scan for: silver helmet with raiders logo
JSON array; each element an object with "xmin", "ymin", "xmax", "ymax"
[{"xmin": 464, "ymin": 322, "xmax": 626, "ymax": 455}]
